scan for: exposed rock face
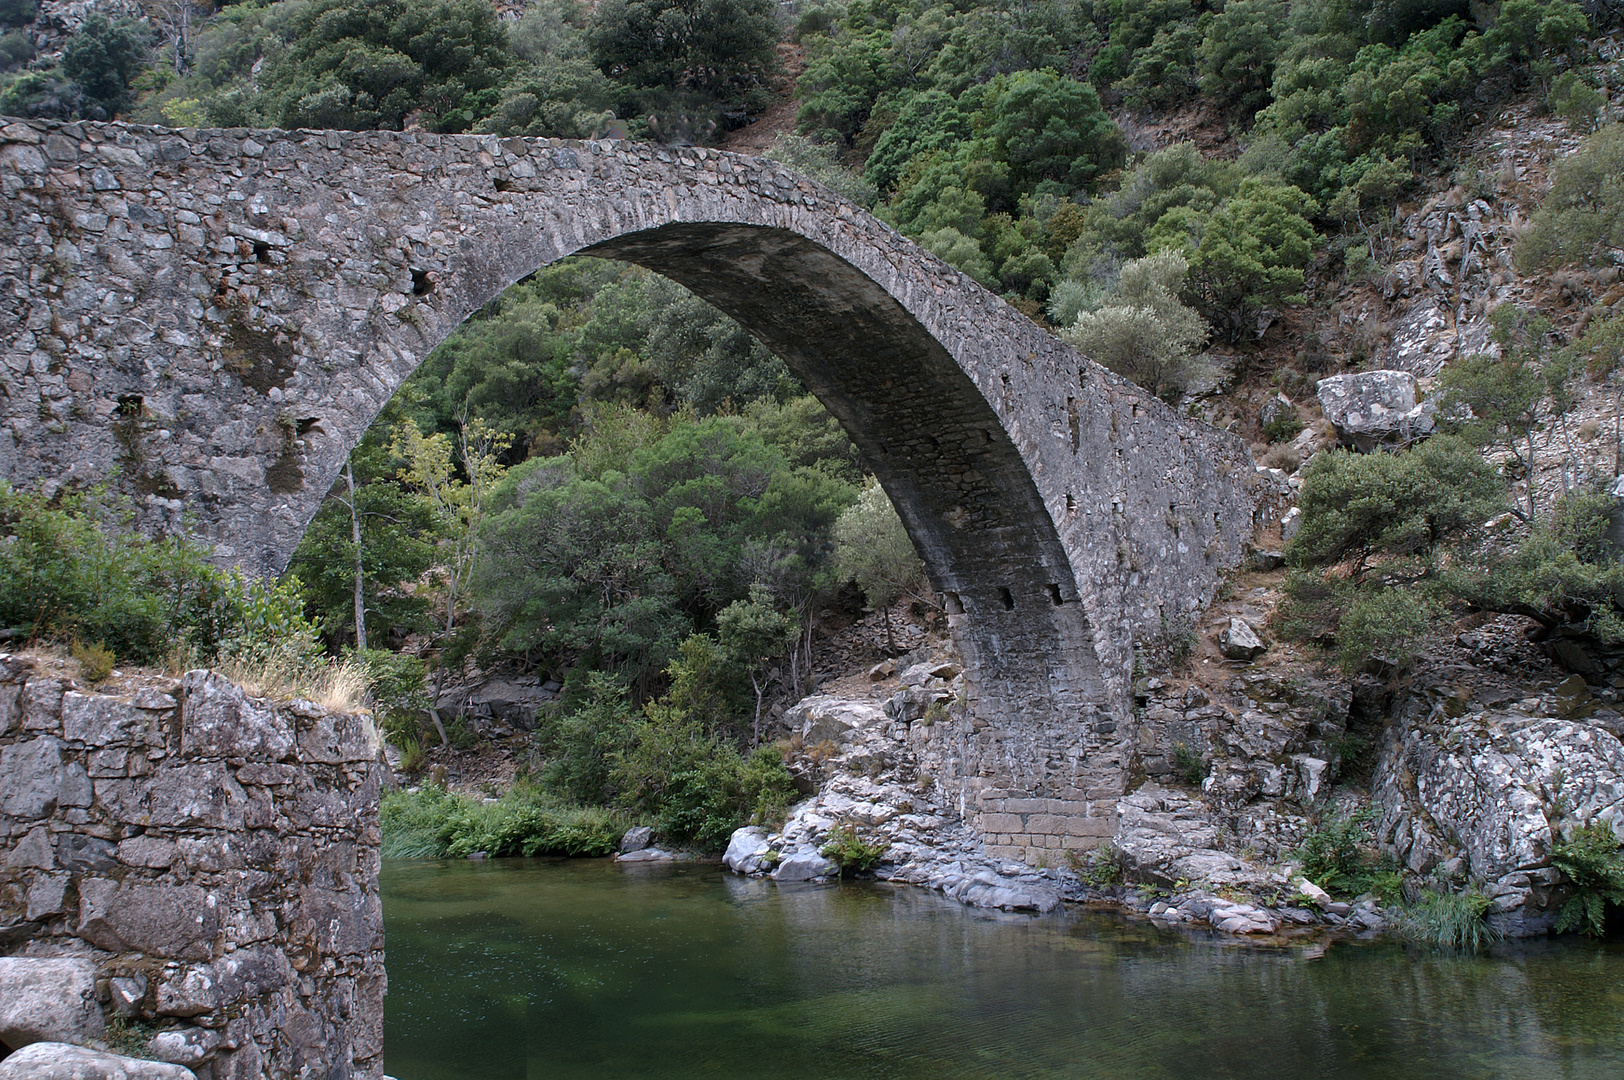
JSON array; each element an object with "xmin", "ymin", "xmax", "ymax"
[
  {"xmin": 1316, "ymin": 370, "xmax": 1436, "ymax": 451},
  {"xmin": 0, "ymin": 116, "xmax": 1263, "ymax": 859},
  {"xmin": 434, "ymin": 675, "xmax": 561, "ymax": 737},
  {"xmin": 729, "ymin": 686, "xmax": 1063, "ymax": 913},
  {"xmin": 1132, "ymin": 672, "xmax": 1350, "ymax": 859},
  {"xmin": 1371, "ymin": 695, "xmax": 1624, "ymax": 936},
  {"xmin": 0, "ymin": 1042, "xmax": 195, "ymax": 1080},
  {"xmin": 0, "ymin": 656, "xmax": 385, "ymax": 1079}
]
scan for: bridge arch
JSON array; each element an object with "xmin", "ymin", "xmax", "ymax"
[{"xmin": 0, "ymin": 121, "xmax": 1257, "ymax": 855}]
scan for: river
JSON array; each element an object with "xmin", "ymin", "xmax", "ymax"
[{"xmin": 382, "ymin": 858, "xmax": 1624, "ymax": 1080}]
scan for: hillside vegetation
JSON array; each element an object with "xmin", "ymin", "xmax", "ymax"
[{"xmin": 3, "ymin": 0, "xmax": 1624, "ymax": 850}]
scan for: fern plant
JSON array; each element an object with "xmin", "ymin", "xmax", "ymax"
[{"xmin": 1551, "ymin": 823, "xmax": 1624, "ymax": 937}]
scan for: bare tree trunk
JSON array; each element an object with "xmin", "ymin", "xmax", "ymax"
[
  {"xmin": 427, "ymin": 664, "xmax": 450, "ymax": 747},
  {"xmin": 346, "ymin": 460, "xmax": 367, "ymax": 652},
  {"xmin": 750, "ymin": 673, "xmax": 763, "ymax": 747},
  {"xmin": 1527, "ymin": 427, "xmax": 1540, "ymax": 522}
]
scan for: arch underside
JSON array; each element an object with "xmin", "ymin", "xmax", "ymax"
[{"xmin": 583, "ymin": 224, "xmax": 1105, "ymax": 726}]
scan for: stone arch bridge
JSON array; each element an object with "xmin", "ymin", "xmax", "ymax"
[{"xmin": 0, "ymin": 118, "xmax": 1260, "ymax": 857}]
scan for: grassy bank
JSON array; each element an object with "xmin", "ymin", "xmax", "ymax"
[{"xmin": 381, "ymin": 784, "xmax": 628, "ymax": 860}]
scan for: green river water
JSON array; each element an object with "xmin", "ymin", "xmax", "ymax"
[{"xmin": 381, "ymin": 857, "xmax": 1624, "ymax": 1080}]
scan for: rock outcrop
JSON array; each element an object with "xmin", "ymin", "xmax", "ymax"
[
  {"xmin": 1372, "ymin": 690, "xmax": 1624, "ymax": 936},
  {"xmin": 726, "ymin": 688, "xmax": 1064, "ymax": 914}
]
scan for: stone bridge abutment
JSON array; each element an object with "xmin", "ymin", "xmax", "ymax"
[{"xmin": 0, "ymin": 117, "xmax": 1261, "ymax": 858}]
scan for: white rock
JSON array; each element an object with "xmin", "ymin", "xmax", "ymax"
[
  {"xmin": 0, "ymin": 957, "xmax": 104, "ymax": 1048},
  {"xmin": 771, "ymin": 847, "xmax": 837, "ymax": 881},
  {"xmin": 1218, "ymin": 617, "xmax": 1268, "ymax": 661},
  {"xmin": 1316, "ymin": 370, "xmax": 1436, "ymax": 451},
  {"xmin": 0, "ymin": 1043, "xmax": 195, "ymax": 1080},
  {"xmin": 723, "ymin": 827, "xmax": 772, "ymax": 874}
]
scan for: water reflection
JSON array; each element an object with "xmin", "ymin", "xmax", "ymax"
[{"xmin": 382, "ymin": 859, "xmax": 1624, "ymax": 1080}]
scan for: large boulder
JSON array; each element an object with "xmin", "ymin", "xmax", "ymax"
[
  {"xmin": 1217, "ymin": 617, "xmax": 1268, "ymax": 662},
  {"xmin": 0, "ymin": 1043, "xmax": 195, "ymax": 1080},
  {"xmin": 1316, "ymin": 370, "xmax": 1436, "ymax": 451},
  {"xmin": 723, "ymin": 827, "xmax": 772, "ymax": 875},
  {"xmin": 783, "ymin": 697, "xmax": 886, "ymax": 746},
  {"xmin": 770, "ymin": 847, "xmax": 837, "ymax": 882},
  {"xmin": 1372, "ymin": 706, "xmax": 1624, "ymax": 936},
  {"xmin": 0, "ymin": 957, "xmax": 104, "ymax": 1048}
]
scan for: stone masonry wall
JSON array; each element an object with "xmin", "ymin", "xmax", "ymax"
[
  {"xmin": 0, "ymin": 115, "xmax": 1264, "ymax": 861},
  {"xmin": 0, "ymin": 655, "xmax": 385, "ymax": 1080}
]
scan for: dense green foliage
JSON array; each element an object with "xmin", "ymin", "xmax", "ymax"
[
  {"xmin": 833, "ymin": 480, "xmax": 928, "ymax": 648},
  {"xmin": 1515, "ymin": 123, "xmax": 1624, "ymax": 272},
  {"xmin": 474, "ymin": 409, "xmax": 854, "ymax": 689},
  {"xmin": 1296, "ymin": 807, "xmax": 1399, "ymax": 899},
  {"xmin": 1281, "ymin": 436, "xmax": 1504, "ymax": 670},
  {"xmin": 1, "ymin": 0, "xmax": 780, "ymax": 136},
  {"xmin": 380, "ymin": 783, "xmax": 627, "ymax": 858},
  {"xmin": 588, "ymin": 0, "xmax": 778, "ymax": 121},
  {"xmin": 0, "ymin": 481, "xmax": 313, "ymax": 667}
]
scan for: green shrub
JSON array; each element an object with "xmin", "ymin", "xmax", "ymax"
[
  {"xmin": 1296, "ymin": 808, "xmax": 1392, "ymax": 897},
  {"xmin": 1171, "ymin": 741, "xmax": 1207, "ymax": 786},
  {"xmin": 1264, "ymin": 412, "xmax": 1304, "ymax": 443},
  {"xmin": 1287, "ymin": 436, "xmax": 1505, "ymax": 575},
  {"xmin": 1399, "ymin": 887, "xmax": 1500, "ymax": 950},
  {"xmin": 536, "ymin": 671, "xmax": 637, "ymax": 804},
  {"xmin": 1332, "ymin": 586, "xmax": 1438, "ymax": 673},
  {"xmin": 1551, "ymin": 822, "xmax": 1624, "ymax": 937},
  {"xmin": 1068, "ymin": 842, "xmax": 1125, "ymax": 887},
  {"xmin": 821, "ymin": 823, "xmax": 890, "ymax": 876},
  {"xmin": 71, "ymin": 640, "xmax": 115, "ymax": 683},
  {"xmin": 607, "ymin": 636, "xmax": 799, "ymax": 849},
  {"xmin": 379, "ymin": 784, "xmax": 626, "ymax": 860},
  {"xmin": 0, "ymin": 481, "xmax": 320, "ymax": 667},
  {"xmin": 1057, "ymin": 249, "xmax": 1210, "ymax": 400},
  {"xmin": 1515, "ymin": 124, "xmax": 1624, "ymax": 273},
  {"xmin": 349, "ymin": 648, "xmax": 430, "ymax": 731},
  {"xmin": 740, "ymin": 743, "xmax": 800, "ymax": 829}
]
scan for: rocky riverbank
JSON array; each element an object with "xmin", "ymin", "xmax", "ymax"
[{"xmin": 719, "ymin": 629, "xmax": 1624, "ymax": 942}]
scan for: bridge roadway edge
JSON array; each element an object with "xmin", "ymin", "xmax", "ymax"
[{"xmin": 0, "ymin": 117, "xmax": 1263, "ymax": 863}]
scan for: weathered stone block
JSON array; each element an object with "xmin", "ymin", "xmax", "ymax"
[
  {"xmin": 77, "ymin": 879, "xmax": 219, "ymax": 960},
  {"xmin": 62, "ymin": 692, "xmax": 147, "ymax": 746},
  {"xmin": 155, "ymin": 965, "xmax": 220, "ymax": 1018},
  {"xmin": 0, "ymin": 681, "xmax": 21, "ymax": 734},
  {"xmin": 180, "ymin": 670, "xmax": 294, "ymax": 761},
  {"xmin": 0, "ymin": 956, "xmax": 105, "ymax": 1047},
  {"xmin": 0, "ymin": 737, "xmax": 65, "ymax": 817},
  {"xmin": 0, "ymin": 1042, "xmax": 196, "ymax": 1080},
  {"xmin": 295, "ymin": 706, "xmax": 382, "ymax": 765},
  {"xmin": 101, "ymin": 762, "xmax": 248, "ymax": 830},
  {"xmin": 25, "ymin": 873, "xmax": 69, "ymax": 919},
  {"xmin": 21, "ymin": 679, "xmax": 65, "ymax": 731},
  {"xmin": 294, "ymin": 885, "xmax": 382, "ymax": 958},
  {"xmin": 211, "ymin": 947, "xmax": 292, "ymax": 1004},
  {"xmin": 117, "ymin": 834, "xmax": 179, "ymax": 868},
  {"xmin": 5, "ymin": 824, "xmax": 54, "ymax": 869}
]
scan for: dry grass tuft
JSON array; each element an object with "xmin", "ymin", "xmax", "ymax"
[{"xmin": 195, "ymin": 652, "xmax": 371, "ymax": 713}]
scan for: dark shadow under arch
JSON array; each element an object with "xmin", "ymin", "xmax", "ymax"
[{"xmin": 580, "ymin": 223, "xmax": 1105, "ymax": 724}]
